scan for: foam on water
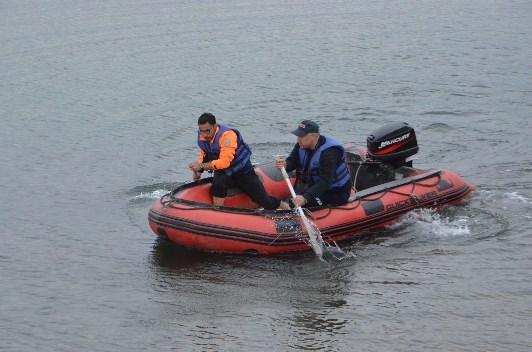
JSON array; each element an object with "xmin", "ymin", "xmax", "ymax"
[
  {"xmin": 132, "ymin": 189, "xmax": 169, "ymax": 200},
  {"xmin": 506, "ymin": 191, "xmax": 532, "ymax": 205},
  {"xmin": 391, "ymin": 208, "xmax": 471, "ymax": 238},
  {"xmin": 300, "ymin": 209, "xmax": 356, "ymax": 261}
]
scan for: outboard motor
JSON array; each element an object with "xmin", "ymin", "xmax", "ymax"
[
  {"xmin": 350, "ymin": 122, "xmax": 419, "ymax": 191},
  {"xmin": 366, "ymin": 121, "xmax": 418, "ymax": 168}
]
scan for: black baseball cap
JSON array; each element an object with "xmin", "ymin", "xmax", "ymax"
[{"xmin": 292, "ymin": 120, "xmax": 319, "ymax": 137}]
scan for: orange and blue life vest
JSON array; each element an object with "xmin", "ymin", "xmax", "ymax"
[{"xmin": 197, "ymin": 124, "xmax": 253, "ymax": 176}]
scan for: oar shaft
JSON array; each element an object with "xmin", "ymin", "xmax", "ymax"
[
  {"xmin": 280, "ymin": 167, "xmax": 323, "ymax": 256},
  {"xmin": 280, "ymin": 167, "xmax": 297, "ymax": 197}
]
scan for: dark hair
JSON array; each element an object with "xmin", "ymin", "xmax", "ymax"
[{"xmin": 198, "ymin": 112, "xmax": 216, "ymax": 125}]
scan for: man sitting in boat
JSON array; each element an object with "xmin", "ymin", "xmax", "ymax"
[
  {"xmin": 275, "ymin": 120, "xmax": 352, "ymax": 209},
  {"xmin": 188, "ymin": 112, "xmax": 282, "ymax": 210}
]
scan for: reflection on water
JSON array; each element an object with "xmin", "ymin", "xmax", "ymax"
[
  {"xmin": 147, "ymin": 238, "xmax": 358, "ymax": 350},
  {"xmin": 302, "ymin": 314, "xmax": 348, "ymax": 332},
  {"xmin": 150, "ymin": 238, "xmax": 218, "ymax": 272}
]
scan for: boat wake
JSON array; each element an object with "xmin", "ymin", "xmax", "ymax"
[
  {"xmin": 127, "ymin": 182, "xmax": 182, "ymax": 205},
  {"xmin": 506, "ymin": 191, "xmax": 532, "ymax": 206},
  {"xmin": 390, "ymin": 208, "xmax": 471, "ymax": 238},
  {"xmin": 131, "ymin": 189, "xmax": 169, "ymax": 201}
]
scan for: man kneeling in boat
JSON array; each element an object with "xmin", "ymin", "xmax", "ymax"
[
  {"xmin": 188, "ymin": 112, "xmax": 282, "ymax": 210},
  {"xmin": 275, "ymin": 120, "xmax": 351, "ymax": 209}
]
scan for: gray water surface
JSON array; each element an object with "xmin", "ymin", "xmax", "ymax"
[{"xmin": 1, "ymin": 1, "xmax": 531, "ymax": 351}]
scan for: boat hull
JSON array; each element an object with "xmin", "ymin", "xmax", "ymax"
[{"xmin": 148, "ymin": 163, "xmax": 475, "ymax": 254}]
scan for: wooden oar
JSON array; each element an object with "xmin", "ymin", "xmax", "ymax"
[{"xmin": 280, "ymin": 167, "xmax": 323, "ymax": 257}]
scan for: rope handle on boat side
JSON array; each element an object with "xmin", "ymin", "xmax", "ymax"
[{"xmin": 159, "ymin": 192, "xmax": 173, "ymax": 205}]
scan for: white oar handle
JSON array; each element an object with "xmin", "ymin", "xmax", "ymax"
[
  {"xmin": 280, "ymin": 166, "xmax": 289, "ymax": 180},
  {"xmin": 281, "ymin": 167, "xmax": 297, "ymax": 198}
]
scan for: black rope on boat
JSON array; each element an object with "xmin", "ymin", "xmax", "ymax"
[
  {"xmin": 384, "ymin": 173, "xmax": 442, "ymax": 198},
  {"xmin": 160, "ymin": 193, "xmax": 279, "ymax": 216},
  {"xmin": 156, "ymin": 171, "xmax": 445, "ymax": 219},
  {"xmin": 411, "ymin": 173, "xmax": 442, "ymax": 188},
  {"xmin": 384, "ymin": 181, "xmax": 416, "ymax": 198},
  {"xmin": 303, "ymin": 207, "xmax": 323, "ymax": 221}
]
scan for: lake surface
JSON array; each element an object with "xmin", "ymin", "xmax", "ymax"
[{"xmin": 1, "ymin": 0, "xmax": 531, "ymax": 351}]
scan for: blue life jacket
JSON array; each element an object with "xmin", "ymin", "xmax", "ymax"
[
  {"xmin": 298, "ymin": 136, "xmax": 351, "ymax": 190},
  {"xmin": 197, "ymin": 124, "xmax": 253, "ymax": 176}
]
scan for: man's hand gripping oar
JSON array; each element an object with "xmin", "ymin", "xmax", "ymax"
[{"xmin": 279, "ymin": 165, "xmax": 323, "ymax": 257}]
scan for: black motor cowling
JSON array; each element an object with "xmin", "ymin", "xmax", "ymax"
[
  {"xmin": 366, "ymin": 122, "xmax": 418, "ymax": 168},
  {"xmin": 347, "ymin": 122, "xmax": 419, "ymax": 191}
]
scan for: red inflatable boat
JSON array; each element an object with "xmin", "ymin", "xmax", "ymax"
[{"xmin": 148, "ymin": 122, "xmax": 475, "ymax": 254}]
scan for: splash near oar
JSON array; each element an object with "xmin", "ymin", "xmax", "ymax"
[
  {"xmin": 297, "ymin": 205, "xmax": 352, "ymax": 261},
  {"xmin": 280, "ymin": 166, "xmax": 324, "ymax": 257}
]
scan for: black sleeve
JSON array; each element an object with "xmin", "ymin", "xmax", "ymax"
[{"xmin": 284, "ymin": 143, "xmax": 301, "ymax": 173}]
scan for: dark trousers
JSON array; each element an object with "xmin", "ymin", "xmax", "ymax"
[
  {"xmin": 211, "ymin": 170, "xmax": 281, "ymax": 210},
  {"xmin": 292, "ymin": 184, "xmax": 351, "ymax": 208}
]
